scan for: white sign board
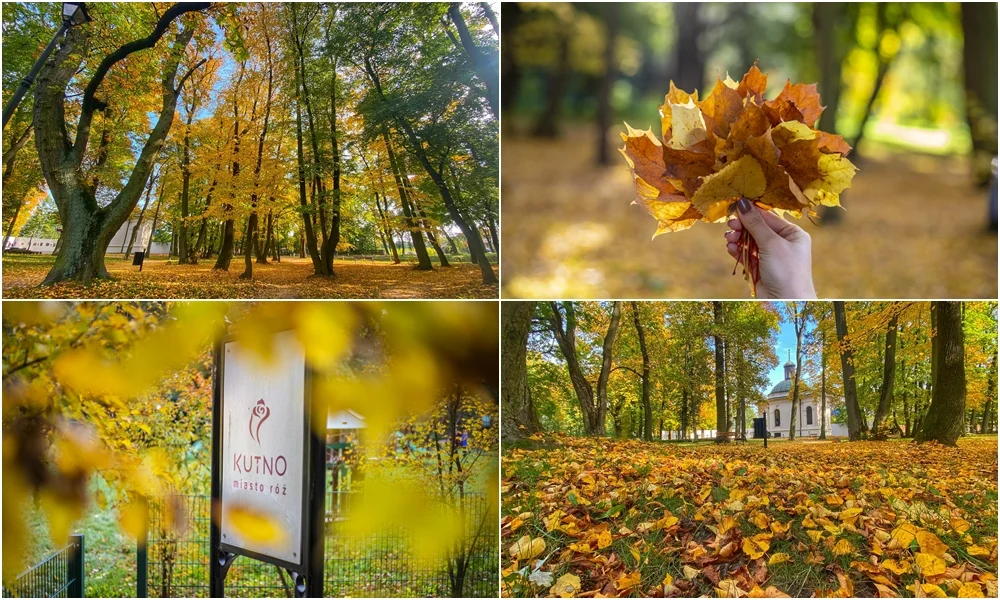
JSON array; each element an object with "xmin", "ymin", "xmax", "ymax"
[{"xmin": 220, "ymin": 331, "xmax": 306, "ymax": 565}]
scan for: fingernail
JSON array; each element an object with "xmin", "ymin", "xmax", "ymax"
[{"xmin": 737, "ymin": 198, "xmax": 752, "ymax": 214}]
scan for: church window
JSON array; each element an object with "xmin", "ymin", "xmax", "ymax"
[
  {"xmin": 774, "ymin": 408, "xmax": 780, "ymax": 427},
  {"xmin": 806, "ymin": 405, "xmax": 814, "ymax": 425}
]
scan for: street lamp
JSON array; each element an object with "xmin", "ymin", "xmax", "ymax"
[
  {"xmin": 62, "ymin": 2, "xmax": 92, "ymax": 27},
  {"xmin": 2, "ymin": 3, "xmax": 92, "ymax": 129}
]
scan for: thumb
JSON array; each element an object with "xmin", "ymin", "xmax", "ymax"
[{"xmin": 735, "ymin": 198, "xmax": 778, "ymax": 245}]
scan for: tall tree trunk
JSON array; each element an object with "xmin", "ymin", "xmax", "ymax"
[
  {"xmin": 33, "ymin": 7, "xmax": 207, "ymax": 285},
  {"xmin": 713, "ymin": 301, "xmax": 729, "ymax": 442},
  {"xmin": 500, "ymin": 2, "xmax": 523, "ymax": 130},
  {"xmin": 501, "ymin": 302, "xmax": 541, "ymax": 442},
  {"xmin": 820, "ymin": 327, "xmax": 827, "ymax": 440},
  {"xmin": 789, "ymin": 304, "xmax": 804, "ymax": 440},
  {"xmin": 960, "ymin": 2, "xmax": 999, "ymax": 187},
  {"xmin": 915, "ymin": 302, "xmax": 967, "ymax": 446},
  {"xmin": 241, "ymin": 29, "xmax": 275, "ymax": 281},
  {"xmin": 381, "ymin": 130, "xmax": 433, "ymax": 270},
  {"xmin": 532, "ymin": 26, "xmax": 569, "ymax": 138},
  {"xmin": 548, "ymin": 302, "xmax": 599, "ymax": 435},
  {"xmin": 872, "ymin": 311, "xmax": 899, "ymax": 435},
  {"xmin": 631, "ymin": 302, "xmax": 652, "ymax": 442},
  {"xmin": 834, "ymin": 301, "xmax": 868, "ymax": 440},
  {"xmin": 982, "ymin": 353, "xmax": 996, "ymax": 434},
  {"xmin": 594, "ymin": 302, "xmax": 622, "ymax": 435},
  {"xmin": 595, "ymin": 3, "xmax": 620, "ymax": 165},
  {"xmin": 672, "ymin": 3, "xmax": 705, "ymax": 94}
]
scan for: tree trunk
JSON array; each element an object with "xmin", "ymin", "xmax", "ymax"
[
  {"xmin": 820, "ymin": 327, "xmax": 827, "ymax": 440},
  {"xmin": 33, "ymin": 6, "xmax": 206, "ymax": 285},
  {"xmin": 982, "ymin": 353, "xmax": 996, "ymax": 434},
  {"xmin": 594, "ymin": 302, "xmax": 622, "ymax": 436},
  {"xmin": 595, "ymin": 3, "xmax": 620, "ymax": 165},
  {"xmin": 915, "ymin": 302, "xmax": 967, "ymax": 446},
  {"xmin": 789, "ymin": 305, "xmax": 804, "ymax": 440},
  {"xmin": 381, "ymin": 129, "xmax": 433, "ymax": 270},
  {"xmin": 713, "ymin": 301, "xmax": 729, "ymax": 442},
  {"xmin": 501, "ymin": 302, "xmax": 541, "ymax": 442},
  {"xmin": 872, "ymin": 311, "xmax": 899, "ymax": 435},
  {"xmin": 672, "ymin": 3, "xmax": 705, "ymax": 94},
  {"xmin": 532, "ymin": 26, "xmax": 569, "ymax": 138},
  {"xmin": 834, "ymin": 301, "xmax": 868, "ymax": 440},
  {"xmin": 960, "ymin": 2, "xmax": 999, "ymax": 187},
  {"xmin": 631, "ymin": 302, "xmax": 652, "ymax": 442},
  {"xmin": 547, "ymin": 302, "xmax": 600, "ymax": 436}
]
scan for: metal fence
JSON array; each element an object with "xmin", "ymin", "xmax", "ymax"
[
  {"xmin": 143, "ymin": 492, "xmax": 497, "ymax": 598},
  {"xmin": 2, "ymin": 534, "xmax": 83, "ymax": 598}
]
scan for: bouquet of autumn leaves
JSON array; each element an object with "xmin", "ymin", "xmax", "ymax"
[{"xmin": 620, "ymin": 65, "xmax": 857, "ymax": 293}]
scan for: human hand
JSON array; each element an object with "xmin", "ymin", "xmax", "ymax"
[{"xmin": 724, "ymin": 198, "xmax": 817, "ymax": 299}]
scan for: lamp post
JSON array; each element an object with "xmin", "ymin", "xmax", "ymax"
[{"xmin": 2, "ymin": 2, "xmax": 92, "ymax": 129}]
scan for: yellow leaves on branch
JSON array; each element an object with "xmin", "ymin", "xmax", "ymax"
[{"xmin": 620, "ymin": 65, "xmax": 857, "ymax": 239}]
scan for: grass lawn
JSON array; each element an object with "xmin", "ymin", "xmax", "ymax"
[
  {"xmin": 2, "ymin": 254, "xmax": 498, "ymax": 299},
  {"xmin": 21, "ymin": 480, "xmax": 137, "ymax": 597},
  {"xmin": 501, "ymin": 435, "xmax": 998, "ymax": 598}
]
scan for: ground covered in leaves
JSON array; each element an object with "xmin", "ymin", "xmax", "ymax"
[
  {"xmin": 501, "ymin": 129, "xmax": 997, "ymax": 299},
  {"xmin": 501, "ymin": 435, "xmax": 998, "ymax": 598},
  {"xmin": 1, "ymin": 255, "xmax": 497, "ymax": 299}
]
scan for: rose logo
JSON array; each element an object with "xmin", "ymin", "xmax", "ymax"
[{"xmin": 249, "ymin": 399, "xmax": 270, "ymax": 444}]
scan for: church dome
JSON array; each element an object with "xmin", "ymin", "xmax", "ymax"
[{"xmin": 769, "ymin": 378, "xmax": 792, "ymax": 397}]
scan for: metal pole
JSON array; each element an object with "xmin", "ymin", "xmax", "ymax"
[
  {"xmin": 305, "ymin": 368, "xmax": 326, "ymax": 598},
  {"xmin": 68, "ymin": 533, "xmax": 84, "ymax": 598},
  {"xmin": 1, "ymin": 22, "xmax": 68, "ymax": 129},
  {"xmin": 209, "ymin": 340, "xmax": 225, "ymax": 598},
  {"xmin": 137, "ymin": 522, "xmax": 147, "ymax": 598}
]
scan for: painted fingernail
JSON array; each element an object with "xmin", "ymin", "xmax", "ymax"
[{"xmin": 737, "ymin": 198, "xmax": 752, "ymax": 214}]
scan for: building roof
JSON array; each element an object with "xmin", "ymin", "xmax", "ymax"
[{"xmin": 768, "ymin": 378, "xmax": 792, "ymax": 397}]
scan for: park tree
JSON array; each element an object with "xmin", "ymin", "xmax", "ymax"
[
  {"xmin": 501, "ymin": 302, "xmax": 540, "ymax": 442},
  {"xmin": 30, "ymin": 3, "xmax": 212, "ymax": 284},
  {"xmin": 915, "ymin": 302, "xmax": 967, "ymax": 446}
]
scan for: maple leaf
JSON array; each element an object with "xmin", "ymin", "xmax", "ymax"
[
  {"xmin": 619, "ymin": 65, "xmax": 856, "ymax": 294},
  {"xmin": 742, "ymin": 533, "xmax": 771, "ymax": 560}
]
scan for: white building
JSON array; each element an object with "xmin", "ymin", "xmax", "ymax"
[
  {"xmin": 5, "ymin": 218, "xmax": 170, "ymax": 255},
  {"xmin": 759, "ymin": 360, "xmax": 849, "ymax": 438}
]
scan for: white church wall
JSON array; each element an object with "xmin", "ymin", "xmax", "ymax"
[{"xmin": 761, "ymin": 397, "xmax": 848, "ymax": 438}]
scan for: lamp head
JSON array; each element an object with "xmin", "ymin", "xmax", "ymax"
[{"xmin": 62, "ymin": 2, "xmax": 91, "ymax": 27}]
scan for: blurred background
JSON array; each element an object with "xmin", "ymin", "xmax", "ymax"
[{"xmin": 501, "ymin": 2, "xmax": 998, "ymax": 299}]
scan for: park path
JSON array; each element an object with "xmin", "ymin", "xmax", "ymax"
[{"xmin": 501, "ymin": 129, "xmax": 997, "ymax": 299}]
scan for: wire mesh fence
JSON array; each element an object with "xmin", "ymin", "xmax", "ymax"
[
  {"xmin": 2, "ymin": 535, "xmax": 83, "ymax": 598},
  {"xmin": 145, "ymin": 491, "xmax": 498, "ymax": 598}
]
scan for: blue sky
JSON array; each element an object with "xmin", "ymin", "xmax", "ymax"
[{"xmin": 766, "ymin": 316, "xmax": 815, "ymax": 391}]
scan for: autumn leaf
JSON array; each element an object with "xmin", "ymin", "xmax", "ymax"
[
  {"xmin": 743, "ymin": 533, "xmax": 771, "ymax": 560},
  {"xmin": 509, "ymin": 534, "xmax": 546, "ymax": 561},
  {"xmin": 832, "ymin": 538, "xmax": 855, "ymax": 556},
  {"xmin": 691, "ymin": 155, "xmax": 767, "ymax": 222},
  {"xmin": 914, "ymin": 552, "xmax": 947, "ymax": 577},
  {"xmin": 915, "ymin": 530, "xmax": 949, "ymax": 557},
  {"xmin": 551, "ymin": 573, "xmax": 581, "ymax": 598},
  {"xmin": 226, "ymin": 505, "xmax": 287, "ymax": 545}
]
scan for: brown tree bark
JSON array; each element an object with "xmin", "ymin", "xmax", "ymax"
[
  {"xmin": 713, "ymin": 301, "xmax": 729, "ymax": 442},
  {"xmin": 596, "ymin": 3, "xmax": 620, "ymax": 165},
  {"xmin": 33, "ymin": 4, "xmax": 208, "ymax": 284},
  {"xmin": 916, "ymin": 302, "xmax": 967, "ymax": 446},
  {"xmin": 872, "ymin": 310, "xmax": 899, "ymax": 436},
  {"xmin": 631, "ymin": 302, "xmax": 653, "ymax": 442},
  {"xmin": 834, "ymin": 301, "xmax": 868, "ymax": 440},
  {"xmin": 501, "ymin": 302, "xmax": 541, "ymax": 442}
]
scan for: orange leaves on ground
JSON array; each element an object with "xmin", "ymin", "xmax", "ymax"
[
  {"xmin": 620, "ymin": 64, "xmax": 857, "ymax": 240},
  {"xmin": 501, "ymin": 436, "xmax": 997, "ymax": 598}
]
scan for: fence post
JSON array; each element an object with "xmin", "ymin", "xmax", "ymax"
[
  {"xmin": 68, "ymin": 533, "xmax": 84, "ymax": 598},
  {"xmin": 137, "ymin": 517, "xmax": 148, "ymax": 598}
]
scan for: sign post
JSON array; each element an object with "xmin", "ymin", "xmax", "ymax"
[{"xmin": 210, "ymin": 331, "xmax": 325, "ymax": 598}]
